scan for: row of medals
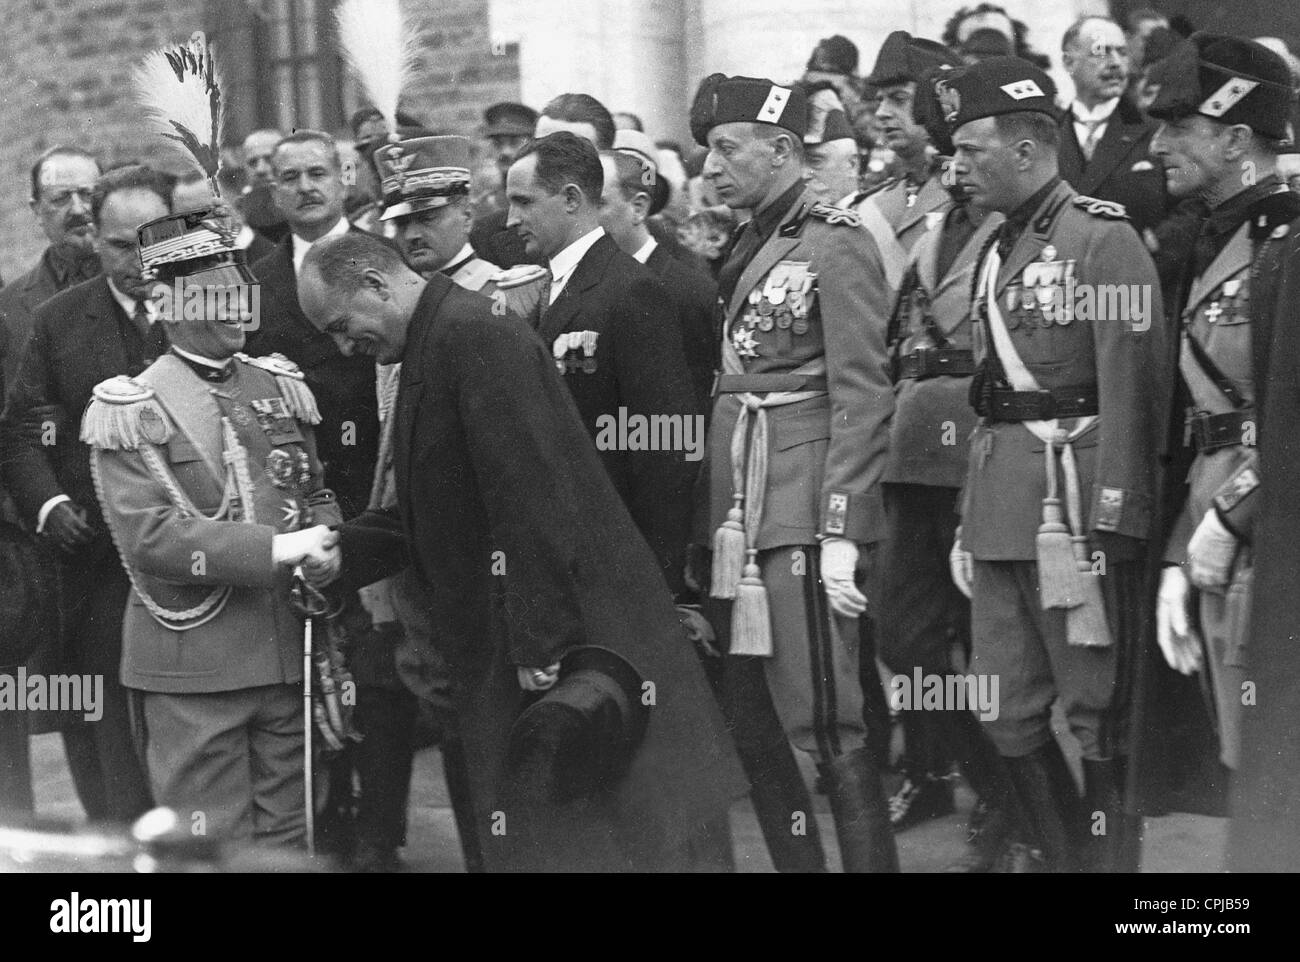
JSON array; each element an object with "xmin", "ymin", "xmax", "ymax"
[
  {"xmin": 1201, "ymin": 278, "xmax": 1245, "ymax": 325},
  {"xmin": 743, "ymin": 265, "xmax": 816, "ymax": 336},
  {"xmin": 1004, "ymin": 245, "xmax": 1076, "ymax": 328}
]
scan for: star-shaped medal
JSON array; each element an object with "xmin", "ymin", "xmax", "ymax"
[{"xmin": 732, "ymin": 327, "xmax": 760, "ymax": 358}]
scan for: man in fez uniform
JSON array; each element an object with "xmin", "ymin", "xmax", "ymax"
[
  {"xmin": 944, "ymin": 58, "xmax": 1171, "ymax": 871},
  {"xmin": 1134, "ymin": 39, "xmax": 1300, "ymax": 874},
  {"xmin": 83, "ymin": 206, "xmax": 343, "ymax": 845},
  {"xmin": 877, "ymin": 67, "xmax": 1019, "ymax": 868},
  {"xmin": 693, "ymin": 74, "xmax": 898, "ymax": 872},
  {"xmin": 1147, "ymin": 34, "xmax": 1300, "ymax": 778},
  {"xmin": 300, "ymin": 231, "xmax": 745, "ymax": 872}
]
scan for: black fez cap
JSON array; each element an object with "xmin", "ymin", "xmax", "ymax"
[
  {"xmin": 936, "ymin": 56, "xmax": 1060, "ymax": 131},
  {"xmin": 690, "ymin": 74, "xmax": 809, "ymax": 146},
  {"xmin": 1147, "ymin": 33, "xmax": 1295, "ymax": 140},
  {"xmin": 961, "ymin": 28, "xmax": 1013, "ymax": 62},
  {"xmin": 1140, "ymin": 26, "xmax": 1180, "ymax": 71},
  {"xmin": 807, "ymin": 34, "xmax": 860, "ymax": 75},
  {"xmin": 804, "ymin": 108, "xmax": 856, "ymax": 146},
  {"xmin": 483, "ymin": 101, "xmax": 538, "ymax": 138},
  {"xmin": 869, "ymin": 31, "xmax": 963, "ymax": 87}
]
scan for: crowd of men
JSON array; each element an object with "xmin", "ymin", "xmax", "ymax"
[{"xmin": 3, "ymin": 3, "xmax": 1300, "ymax": 873}]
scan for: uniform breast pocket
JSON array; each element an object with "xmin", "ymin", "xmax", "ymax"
[
  {"xmin": 166, "ymin": 440, "xmax": 223, "ymax": 513},
  {"xmin": 768, "ymin": 407, "xmax": 831, "ymax": 533}
]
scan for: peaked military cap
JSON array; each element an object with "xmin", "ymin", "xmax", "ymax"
[
  {"xmin": 137, "ymin": 205, "xmax": 256, "ymax": 286},
  {"xmin": 690, "ymin": 74, "xmax": 808, "ymax": 146},
  {"xmin": 373, "ymin": 135, "xmax": 472, "ymax": 221},
  {"xmin": 1146, "ymin": 33, "xmax": 1295, "ymax": 141},
  {"xmin": 935, "ymin": 56, "xmax": 1060, "ymax": 131},
  {"xmin": 868, "ymin": 31, "xmax": 963, "ymax": 87}
]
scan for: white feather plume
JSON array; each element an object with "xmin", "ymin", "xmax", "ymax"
[
  {"xmin": 335, "ymin": 0, "xmax": 422, "ymax": 131},
  {"xmin": 133, "ymin": 32, "xmax": 224, "ymax": 186}
]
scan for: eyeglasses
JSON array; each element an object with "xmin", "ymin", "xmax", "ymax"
[
  {"xmin": 41, "ymin": 187, "xmax": 94, "ymax": 207},
  {"xmin": 1081, "ymin": 43, "xmax": 1129, "ymax": 62}
]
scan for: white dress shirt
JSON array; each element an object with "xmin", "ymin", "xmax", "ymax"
[
  {"xmin": 291, "ymin": 216, "xmax": 351, "ymax": 277},
  {"xmin": 1072, "ymin": 98, "xmax": 1119, "ymax": 161},
  {"xmin": 631, "ymin": 235, "xmax": 658, "ymax": 265},
  {"xmin": 547, "ymin": 226, "xmax": 605, "ymax": 305}
]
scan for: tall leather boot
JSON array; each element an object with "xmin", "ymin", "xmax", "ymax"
[
  {"xmin": 1082, "ymin": 756, "xmax": 1142, "ymax": 873},
  {"xmin": 943, "ymin": 710, "xmax": 1017, "ymax": 872},
  {"xmin": 824, "ymin": 747, "xmax": 900, "ymax": 873},
  {"xmin": 1002, "ymin": 741, "xmax": 1083, "ymax": 873}
]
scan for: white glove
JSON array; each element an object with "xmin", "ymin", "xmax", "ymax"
[
  {"xmin": 821, "ymin": 537, "xmax": 867, "ymax": 617},
  {"xmin": 1156, "ymin": 565, "xmax": 1204, "ymax": 676},
  {"xmin": 949, "ymin": 528, "xmax": 973, "ymax": 599},
  {"xmin": 271, "ymin": 525, "xmax": 338, "ymax": 568},
  {"xmin": 1187, "ymin": 509, "xmax": 1238, "ymax": 589}
]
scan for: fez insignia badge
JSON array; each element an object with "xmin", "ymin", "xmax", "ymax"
[{"xmin": 1001, "ymin": 79, "xmax": 1045, "ymax": 100}]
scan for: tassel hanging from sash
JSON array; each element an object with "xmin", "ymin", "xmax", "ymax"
[
  {"xmin": 731, "ymin": 549, "xmax": 773, "ymax": 656},
  {"xmin": 1037, "ymin": 439, "xmax": 1081, "ymax": 610},
  {"xmin": 1061, "ymin": 442, "xmax": 1113, "ymax": 648}
]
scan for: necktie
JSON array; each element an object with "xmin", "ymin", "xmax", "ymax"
[
  {"xmin": 135, "ymin": 300, "xmax": 168, "ymax": 362},
  {"xmin": 1078, "ymin": 118, "xmax": 1104, "ymax": 162},
  {"xmin": 717, "ymin": 220, "xmax": 763, "ymax": 309},
  {"xmin": 532, "ymin": 273, "xmax": 553, "ymax": 331}
]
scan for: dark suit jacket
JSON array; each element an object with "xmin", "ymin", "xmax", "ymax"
[
  {"xmin": 538, "ymin": 233, "xmax": 698, "ymax": 597},
  {"xmin": 1058, "ymin": 95, "xmax": 1170, "ymax": 238},
  {"xmin": 339, "ymin": 274, "xmax": 744, "ymax": 870},
  {"xmin": 244, "ymin": 232, "xmax": 380, "ymax": 520},
  {"xmin": 0, "ymin": 252, "xmax": 73, "ymax": 388},
  {"xmin": 0, "ymin": 275, "xmax": 154, "ymax": 539},
  {"xmin": 645, "ymin": 242, "xmax": 719, "ymax": 415}
]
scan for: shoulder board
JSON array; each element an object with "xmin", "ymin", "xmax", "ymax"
[
  {"xmin": 807, "ymin": 202, "xmax": 862, "ymax": 228},
  {"xmin": 238, "ymin": 352, "xmax": 305, "ymax": 381},
  {"xmin": 490, "ymin": 264, "xmax": 548, "ymax": 289},
  {"xmin": 235, "ymin": 352, "xmax": 320, "ymax": 425},
  {"xmin": 1072, "ymin": 195, "xmax": 1129, "ymax": 220},
  {"xmin": 81, "ymin": 376, "xmax": 174, "ymax": 450}
]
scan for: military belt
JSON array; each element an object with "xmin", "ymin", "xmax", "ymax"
[
  {"xmin": 1189, "ymin": 409, "xmax": 1256, "ymax": 453},
  {"xmin": 982, "ymin": 385, "xmax": 1099, "ymax": 421},
  {"xmin": 897, "ymin": 348, "xmax": 975, "ymax": 380},
  {"xmin": 715, "ymin": 373, "xmax": 828, "ymax": 394}
]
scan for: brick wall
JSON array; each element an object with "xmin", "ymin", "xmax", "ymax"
[{"xmin": 0, "ymin": 0, "xmax": 520, "ymax": 284}]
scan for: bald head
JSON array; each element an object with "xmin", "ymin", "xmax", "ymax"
[{"xmin": 803, "ymin": 138, "xmax": 859, "ymax": 204}]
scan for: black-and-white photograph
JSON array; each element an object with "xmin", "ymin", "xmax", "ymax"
[{"xmin": 0, "ymin": 0, "xmax": 1295, "ymax": 905}]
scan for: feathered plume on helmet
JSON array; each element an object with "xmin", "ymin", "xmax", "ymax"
[
  {"xmin": 133, "ymin": 31, "xmax": 225, "ymax": 197},
  {"xmin": 335, "ymin": 0, "xmax": 424, "ymax": 144}
]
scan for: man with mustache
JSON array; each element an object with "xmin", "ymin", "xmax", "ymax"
[
  {"xmin": 244, "ymin": 130, "xmax": 379, "ymax": 523},
  {"xmin": 1, "ymin": 165, "xmax": 175, "ymax": 826},
  {"xmin": 1058, "ymin": 16, "xmax": 1170, "ymax": 241},
  {"xmin": 0, "ymin": 144, "xmax": 101, "ymax": 820},
  {"xmin": 0, "ymin": 147, "xmax": 102, "ymax": 386}
]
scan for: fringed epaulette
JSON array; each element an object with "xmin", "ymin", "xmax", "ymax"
[
  {"xmin": 80, "ymin": 376, "xmax": 175, "ymax": 450},
  {"xmin": 236, "ymin": 353, "xmax": 321, "ymax": 425},
  {"xmin": 490, "ymin": 264, "xmax": 548, "ymax": 289},
  {"xmin": 1072, "ymin": 195, "xmax": 1128, "ymax": 220},
  {"xmin": 807, "ymin": 202, "xmax": 862, "ymax": 228}
]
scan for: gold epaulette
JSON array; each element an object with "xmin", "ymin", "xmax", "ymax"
[
  {"xmin": 490, "ymin": 264, "xmax": 548, "ymax": 289},
  {"xmin": 80, "ymin": 376, "xmax": 175, "ymax": 450},
  {"xmin": 1073, "ymin": 195, "xmax": 1128, "ymax": 220},
  {"xmin": 808, "ymin": 202, "xmax": 862, "ymax": 228},
  {"xmin": 235, "ymin": 352, "xmax": 321, "ymax": 425}
]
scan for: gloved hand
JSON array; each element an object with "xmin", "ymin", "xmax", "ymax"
[
  {"xmin": 821, "ymin": 537, "xmax": 867, "ymax": 618},
  {"xmin": 949, "ymin": 527, "xmax": 973, "ymax": 599},
  {"xmin": 1156, "ymin": 565, "xmax": 1203, "ymax": 675},
  {"xmin": 1187, "ymin": 509, "xmax": 1238, "ymax": 589}
]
